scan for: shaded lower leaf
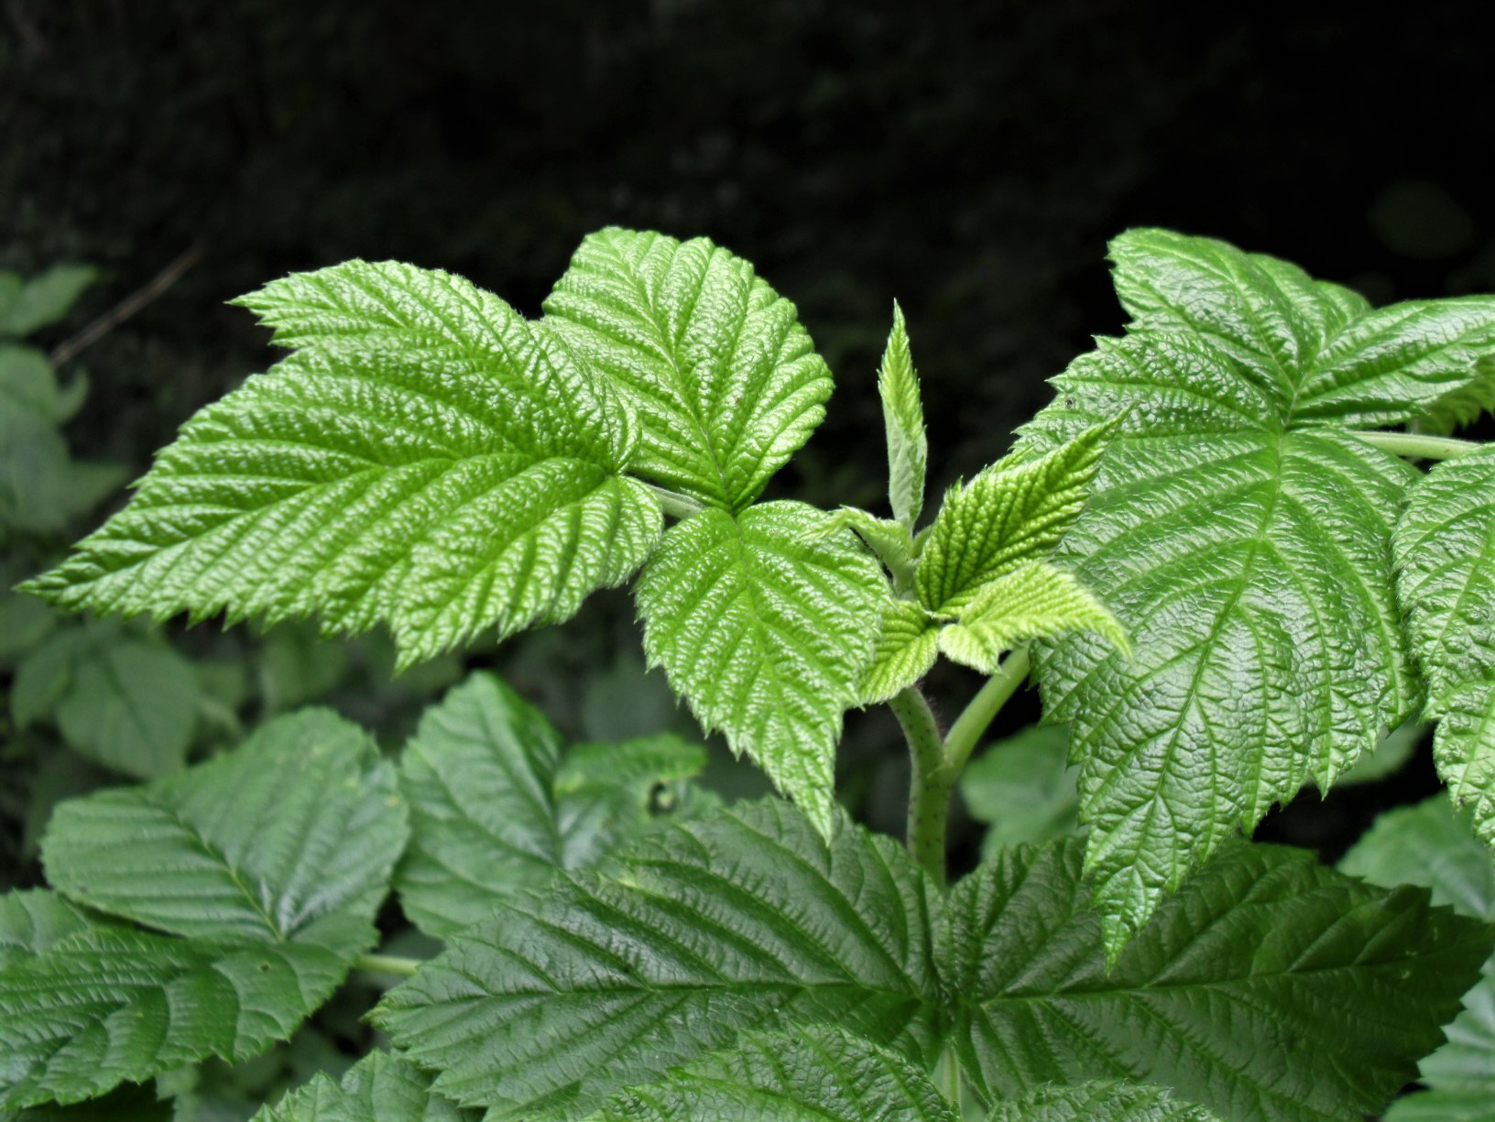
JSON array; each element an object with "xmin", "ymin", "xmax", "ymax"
[
  {"xmin": 958, "ymin": 724, "xmax": 1079, "ymax": 856},
  {"xmin": 253, "ymin": 1051, "xmax": 475, "ymax": 1121},
  {"xmin": 985, "ymin": 1080, "xmax": 1219, "ymax": 1121},
  {"xmin": 589, "ymin": 1025, "xmax": 956, "ymax": 1121},
  {"xmin": 941, "ymin": 837, "xmax": 1490, "ymax": 1122},
  {"xmin": 395, "ymin": 672, "xmax": 709, "ymax": 937},
  {"xmin": 374, "ymin": 799, "xmax": 942, "ymax": 1120}
]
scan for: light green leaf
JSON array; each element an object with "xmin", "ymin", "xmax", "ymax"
[
  {"xmin": 590, "ymin": 1025, "xmax": 956, "ymax": 1122},
  {"xmin": 0, "ymin": 899, "xmax": 354, "ymax": 1109},
  {"xmin": 42, "ymin": 707, "xmax": 407, "ymax": 948},
  {"xmin": 53, "ymin": 635, "xmax": 200, "ymax": 778},
  {"xmin": 858, "ymin": 597, "xmax": 940, "ymax": 705},
  {"xmin": 1414, "ymin": 356, "xmax": 1495, "ymax": 433},
  {"xmin": 633, "ymin": 502, "xmax": 886, "ymax": 833},
  {"xmin": 252, "ymin": 1051, "xmax": 474, "ymax": 1122},
  {"xmin": 937, "ymin": 562, "xmax": 1127, "ymax": 675},
  {"xmin": 373, "ymin": 799, "xmax": 943, "ymax": 1120},
  {"xmin": 810, "ymin": 506, "xmax": 916, "ymax": 592},
  {"xmin": 985, "ymin": 1081, "xmax": 1220, "ymax": 1122},
  {"xmin": 958, "ymin": 723, "xmax": 1078, "ymax": 855},
  {"xmin": 878, "ymin": 302, "xmax": 928, "ymax": 532},
  {"xmin": 942, "ymin": 837, "xmax": 1491, "ymax": 1122},
  {"xmin": 0, "ymin": 266, "xmax": 97, "ymax": 339},
  {"xmin": 1110, "ymin": 228, "xmax": 1495, "ymax": 427},
  {"xmin": 1020, "ymin": 329, "xmax": 1420, "ymax": 954},
  {"xmin": 1394, "ymin": 446, "xmax": 1495, "ymax": 852},
  {"xmin": 1332, "ymin": 719, "xmax": 1425, "ymax": 786},
  {"xmin": 395, "ymin": 672, "xmax": 709, "ymax": 936},
  {"xmin": 23, "ymin": 261, "xmax": 660, "ymax": 668},
  {"xmin": 916, "ymin": 418, "xmax": 1117, "ymax": 614},
  {"xmin": 1341, "ymin": 796, "xmax": 1495, "ymax": 1120},
  {"xmin": 543, "ymin": 228, "xmax": 832, "ymax": 511}
]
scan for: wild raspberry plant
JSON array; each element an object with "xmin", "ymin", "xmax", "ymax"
[{"xmin": 6, "ymin": 228, "xmax": 1495, "ymax": 1120}]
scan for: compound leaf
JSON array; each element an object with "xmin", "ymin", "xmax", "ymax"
[
  {"xmin": 590, "ymin": 1025, "xmax": 956, "ymax": 1122},
  {"xmin": 252, "ymin": 1050, "xmax": 475, "ymax": 1122},
  {"xmin": 937, "ymin": 562, "xmax": 1127, "ymax": 675},
  {"xmin": 42, "ymin": 707, "xmax": 407, "ymax": 950},
  {"xmin": 633, "ymin": 503, "xmax": 886, "ymax": 833},
  {"xmin": 941, "ymin": 837, "xmax": 1490, "ymax": 1122},
  {"xmin": 1394, "ymin": 446, "xmax": 1495, "ymax": 853},
  {"xmin": 877, "ymin": 302, "xmax": 928, "ymax": 532},
  {"xmin": 985, "ymin": 1081, "xmax": 1220, "ymax": 1122},
  {"xmin": 544, "ymin": 228, "xmax": 831, "ymax": 511},
  {"xmin": 396, "ymin": 672, "xmax": 708, "ymax": 936},
  {"xmin": 373, "ymin": 799, "xmax": 943, "ymax": 1120},
  {"xmin": 1341, "ymin": 796, "xmax": 1495, "ymax": 1121},
  {"xmin": 24, "ymin": 261, "xmax": 660, "ymax": 668},
  {"xmin": 1021, "ymin": 328, "xmax": 1419, "ymax": 954}
]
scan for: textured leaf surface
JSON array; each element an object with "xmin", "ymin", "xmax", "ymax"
[
  {"xmin": 544, "ymin": 227, "xmax": 831, "ymax": 511},
  {"xmin": 1021, "ymin": 326, "xmax": 1420, "ymax": 951},
  {"xmin": 374, "ymin": 800, "xmax": 942, "ymax": 1120},
  {"xmin": 940, "ymin": 837, "xmax": 1490, "ymax": 1122},
  {"xmin": 634, "ymin": 503, "xmax": 885, "ymax": 831},
  {"xmin": 1395, "ymin": 447, "xmax": 1495, "ymax": 852},
  {"xmin": 877, "ymin": 302, "xmax": 928, "ymax": 531},
  {"xmin": 0, "ymin": 892, "xmax": 98, "ymax": 971},
  {"xmin": 1341, "ymin": 796, "xmax": 1495, "ymax": 1121},
  {"xmin": 0, "ymin": 908, "xmax": 351, "ymax": 1108},
  {"xmin": 396, "ymin": 672, "xmax": 708, "ymax": 936},
  {"xmin": 858, "ymin": 597, "xmax": 940, "ymax": 705},
  {"xmin": 24, "ymin": 260, "xmax": 660, "ymax": 667},
  {"xmin": 42, "ymin": 708, "xmax": 407, "ymax": 948},
  {"xmin": 253, "ymin": 1051, "xmax": 475, "ymax": 1122},
  {"xmin": 590, "ymin": 1025, "xmax": 955, "ymax": 1122},
  {"xmin": 985, "ymin": 1081, "xmax": 1219, "ymax": 1122},
  {"xmin": 915, "ymin": 419, "xmax": 1115, "ymax": 614},
  {"xmin": 937, "ymin": 562, "xmax": 1126, "ymax": 674}
]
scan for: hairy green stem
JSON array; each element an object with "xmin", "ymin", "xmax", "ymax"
[
  {"xmin": 353, "ymin": 953, "xmax": 423, "ymax": 977},
  {"xmin": 641, "ymin": 481, "xmax": 705, "ymax": 519},
  {"xmin": 944, "ymin": 647, "xmax": 1031, "ymax": 776},
  {"xmin": 890, "ymin": 686, "xmax": 951, "ymax": 887},
  {"xmin": 1349, "ymin": 430, "xmax": 1483, "ymax": 461}
]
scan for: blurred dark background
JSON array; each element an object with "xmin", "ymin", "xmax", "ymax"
[{"xmin": 4, "ymin": 0, "xmax": 1493, "ymax": 856}]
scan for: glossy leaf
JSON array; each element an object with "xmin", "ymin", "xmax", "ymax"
[
  {"xmin": 590, "ymin": 1025, "xmax": 956, "ymax": 1122},
  {"xmin": 24, "ymin": 261, "xmax": 660, "ymax": 668},
  {"xmin": 1394, "ymin": 446, "xmax": 1495, "ymax": 852},
  {"xmin": 858, "ymin": 597, "xmax": 940, "ymax": 705},
  {"xmin": 941, "ymin": 837, "xmax": 1490, "ymax": 1122},
  {"xmin": 544, "ymin": 227, "xmax": 831, "ymax": 511},
  {"xmin": 633, "ymin": 503, "xmax": 886, "ymax": 832},
  {"xmin": 374, "ymin": 799, "xmax": 943, "ymax": 1120},
  {"xmin": 877, "ymin": 302, "xmax": 928, "ymax": 531},
  {"xmin": 396, "ymin": 672, "xmax": 708, "ymax": 936},
  {"xmin": 252, "ymin": 1051, "xmax": 474, "ymax": 1122},
  {"xmin": 1020, "ymin": 326, "xmax": 1420, "ymax": 953}
]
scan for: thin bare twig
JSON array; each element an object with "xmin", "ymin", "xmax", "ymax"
[{"xmin": 50, "ymin": 243, "xmax": 204, "ymax": 368}]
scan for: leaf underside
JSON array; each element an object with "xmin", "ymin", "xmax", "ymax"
[{"xmin": 373, "ymin": 800, "xmax": 942, "ymax": 1120}]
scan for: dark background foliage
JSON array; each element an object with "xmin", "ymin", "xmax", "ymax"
[{"xmin": 5, "ymin": 0, "xmax": 1494, "ymax": 859}]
